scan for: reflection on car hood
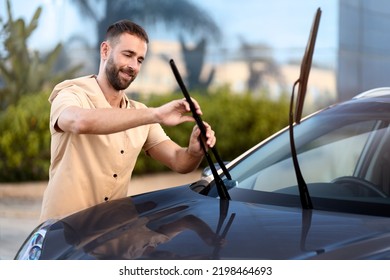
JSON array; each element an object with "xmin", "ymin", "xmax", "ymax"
[{"xmin": 39, "ymin": 186, "xmax": 390, "ymax": 260}]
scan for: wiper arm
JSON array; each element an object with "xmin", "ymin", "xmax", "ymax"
[
  {"xmin": 170, "ymin": 59, "xmax": 231, "ymax": 200},
  {"xmin": 289, "ymin": 8, "xmax": 321, "ymax": 209},
  {"xmin": 289, "ymin": 85, "xmax": 313, "ymax": 209}
]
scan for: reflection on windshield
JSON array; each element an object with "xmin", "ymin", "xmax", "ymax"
[{"xmin": 230, "ymin": 111, "xmax": 390, "ymax": 201}]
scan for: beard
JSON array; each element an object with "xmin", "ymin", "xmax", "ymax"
[{"xmin": 105, "ymin": 56, "xmax": 136, "ymax": 91}]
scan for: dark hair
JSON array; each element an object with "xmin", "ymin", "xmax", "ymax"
[{"xmin": 106, "ymin": 20, "xmax": 149, "ymax": 44}]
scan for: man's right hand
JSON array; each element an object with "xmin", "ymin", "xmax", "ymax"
[{"xmin": 155, "ymin": 98, "xmax": 202, "ymax": 126}]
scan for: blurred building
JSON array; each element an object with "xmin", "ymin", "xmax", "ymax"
[
  {"xmin": 337, "ymin": 0, "xmax": 390, "ymax": 101},
  {"xmin": 128, "ymin": 40, "xmax": 336, "ymax": 114}
]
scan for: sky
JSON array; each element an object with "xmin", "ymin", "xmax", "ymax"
[
  {"xmin": 192, "ymin": 1, "xmax": 337, "ymax": 52},
  {"xmin": 193, "ymin": 0, "xmax": 338, "ymax": 65},
  {"xmin": 1, "ymin": 0, "xmax": 338, "ymax": 66}
]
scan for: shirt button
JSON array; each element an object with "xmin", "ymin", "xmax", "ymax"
[
  {"xmin": 120, "ymin": 150, "xmax": 124, "ymax": 154},
  {"xmin": 104, "ymin": 197, "xmax": 109, "ymax": 201},
  {"xmin": 113, "ymin": 173, "xmax": 118, "ymax": 178}
]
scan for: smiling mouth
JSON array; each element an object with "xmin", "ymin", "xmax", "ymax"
[{"xmin": 120, "ymin": 70, "xmax": 134, "ymax": 80}]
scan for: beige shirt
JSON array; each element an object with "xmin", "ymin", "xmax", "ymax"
[{"xmin": 39, "ymin": 75, "xmax": 170, "ymax": 222}]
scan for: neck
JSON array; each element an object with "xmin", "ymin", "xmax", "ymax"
[{"xmin": 95, "ymin": 75, "xmax": 124, "ymax": 108}]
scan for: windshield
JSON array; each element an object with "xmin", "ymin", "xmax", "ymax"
[{"xmin": 210, "ymin": 101, "xmax": 390, "ymax": 216}]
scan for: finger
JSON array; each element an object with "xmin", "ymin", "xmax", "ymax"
[
  {"xmin": 202, "ymin": 121, "xmax": 210, "ymax": 129},
  {"xmin": 194, "ymin": 100, "xmax": 203, "ymax": 115},
  {"xmin": 181, "ymin": 115, "xmax": 195, "ymax": 123},
  {"xmin": 180, "ymin": 98, "xmax": 191, "ymax": 113},
  {"xmin": 207, "ymin": 133, "xmax": 216, "ymax": 147},
  {"xmin": 188, "ymin": 98, "xmax": 203, "ymax": 115},
  {"xmin": 204, "ymin": 128, "xmax": 216, "ymax": 147},
  {"xmin": 203, "ymin": 122, "xmax": 213, "ymax": 136},
  {"xmin": 192, "ymin": 125, "xmax": 201, "ymax": 137},
  {"xmin": 198, "ymin": 122, "xmax": 212, "ymax": 142}
]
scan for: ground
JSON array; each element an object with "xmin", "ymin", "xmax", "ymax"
[{"xmin": 0, "ymin": 171, "xmax": 201, "ymax": 260}]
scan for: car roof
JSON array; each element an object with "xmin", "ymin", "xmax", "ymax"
[{"xmin": 353, "ymin": 87, "xmax": 390, "ymax": 100}]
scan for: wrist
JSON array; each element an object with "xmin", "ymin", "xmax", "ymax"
[
  {"xmin": 186, "ymin": 147, "xmax": 204, "ymax": 158},
  {"xmin": 150, "ymin": 107, "xmax": 161, "ymax": 123}
]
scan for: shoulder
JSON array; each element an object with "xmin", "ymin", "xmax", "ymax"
[
  {"xmin": 53, "ymin": 75, "xmax": 97, "ymax": 92},
  {"xmin": 49, "ymin": 75, "xmax": 104, "ymax": 105}
]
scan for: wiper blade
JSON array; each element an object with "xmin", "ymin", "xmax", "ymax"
[{"xmin": 170, "ymin": 59, "xmax": 231, "ymax": 200}]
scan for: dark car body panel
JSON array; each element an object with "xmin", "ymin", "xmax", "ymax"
[{"xmin": 37, "ymin": 185, "xmax": 390, "ymax": 260}]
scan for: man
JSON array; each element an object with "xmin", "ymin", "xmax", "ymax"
[{"xmin": 39, "ymin": 20, "xmax": 216, "ymax": 222}]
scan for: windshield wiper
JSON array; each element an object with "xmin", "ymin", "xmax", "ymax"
[
  {"xmin": 289, "ymin": 7, "xmax": 321, "ymax": 209},
  {"xmin": 170, "ymin": 59, "xmax": 232, "ymax": 200}
]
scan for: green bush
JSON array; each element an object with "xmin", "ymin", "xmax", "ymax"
[{"xmin": 0, "ymin": 91, "xmax": 51, "ymax": 181}]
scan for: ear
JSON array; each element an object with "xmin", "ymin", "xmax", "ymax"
[{"xmin": 100, "ymin": 41, "xmax": 110, "ymax": 60}]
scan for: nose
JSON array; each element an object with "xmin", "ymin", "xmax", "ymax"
[
  {"xmin": 126, "ymin": 65, "xmax": 136, "ymax": 74},
  {"xmin": 127, "ymin": 58, "xmax": 140, "ymax": 72},
  {"xmin": 126, "ymin": 63, "xmax": 136, "ymax": 74}
]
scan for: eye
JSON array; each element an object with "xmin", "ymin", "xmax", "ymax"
[{"xmin": 122, "ymin": 51, "xmax": 133, "ymax": 58}]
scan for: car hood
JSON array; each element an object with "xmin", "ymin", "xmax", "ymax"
[{"xmin": 38, "ymin": 186, "xmax": 390, "ymax": 260}]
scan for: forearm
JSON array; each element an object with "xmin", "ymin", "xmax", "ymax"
[
  {"xmin": 56, "ymin": 98, "xmax": 196, "ymax": 135},
  {"xmin": 148, "ymin": 141, "xmax": 204, "ymax": 174},
  {"xmin": 57, "ymin": 106, "xmax": 159, "ymax": 134},
  {"xmin": 171, "ymin": 147, "xmax": 204, "ymax": 174}
]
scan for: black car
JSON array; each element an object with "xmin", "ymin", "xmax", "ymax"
[{"xmin": 15, "ymin": 87, "xmax": 390, "ymax": 260}]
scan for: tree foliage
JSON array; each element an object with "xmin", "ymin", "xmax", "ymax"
[
  {"xmin": 0, "ymin": 91, "xmax": 51, "ymax": 181},
  {"xmin": 0, "ymin": 0, "xmax": 82, "ymax": 109},
  {"xmin": 72, "ymin": 0, "xmax": 222, "ymax": 49},
  {"xmin": 0, "ymin": 0, "xmax": 82, "ymax": 181}
]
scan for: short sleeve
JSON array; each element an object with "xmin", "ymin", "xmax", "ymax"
[
  {"xmin": 143, "ymin": 123, "xmax": 170, "ymax": 152},
  {"xmin": 50, "ymin": 91, "xmax": 83, "ymax": 133}
]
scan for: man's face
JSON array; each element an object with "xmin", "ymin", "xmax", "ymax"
[{"xmin": 105, "ymin": 33, "xmax": 147, "ymax": 91}]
